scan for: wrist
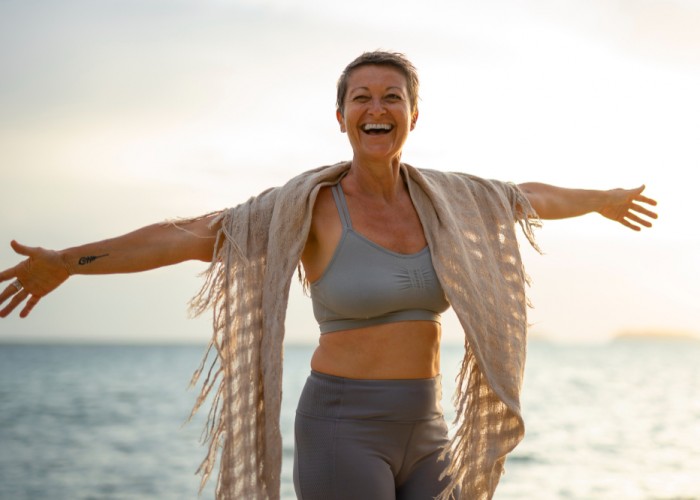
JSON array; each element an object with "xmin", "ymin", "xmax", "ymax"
[
  {"xmin": 58, "ymin": 249, "xmax": 76, "ymax": 276},
  {"xmin": 593, "ymin": 189, "xmax": 616, "ymax": 215}
]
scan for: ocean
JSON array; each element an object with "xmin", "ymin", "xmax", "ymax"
[{"xmin": 1, "ymin": 340, "xmax": 698, "ymax": 500}]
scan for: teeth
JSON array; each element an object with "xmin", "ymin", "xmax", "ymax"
[{"xmin": 363, "ymin": 123, "xmax": 392, "ymax": 131}]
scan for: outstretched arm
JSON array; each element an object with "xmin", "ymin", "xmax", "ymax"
[
  {"xmin": 0, "ymin": 214, "xmax": 220, "ymax": 318},
  {"xmin": 518, "ymin": 183, "xmax": 658, "ymax": 231}
]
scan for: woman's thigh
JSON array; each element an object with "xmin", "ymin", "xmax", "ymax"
[
  {"xmin": 395, "ymin": 417, "xmax": 455, "ymax": 500},
  {"xmin": 294, "ymin": 413, "xmax": 398, "ymax": 500}
]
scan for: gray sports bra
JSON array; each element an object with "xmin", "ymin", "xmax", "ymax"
[{"xmin": 310, "ymin": 183, "xmax": 450, "ymax": 334}]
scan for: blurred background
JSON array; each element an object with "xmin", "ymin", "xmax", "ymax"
[
  {"xmin": 1, "ymin": 2, "xmax": 699, "ymax": 499},
  {"xmin": 1, "ymin": 0, "xmax": 698, "ymax": 345}
]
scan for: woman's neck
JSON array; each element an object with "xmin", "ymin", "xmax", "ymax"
[{"xmin": 345, "ymin": 158, "xmax": 405, "ymax": 201}]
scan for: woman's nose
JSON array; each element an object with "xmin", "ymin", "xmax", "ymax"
[{"xmin": 368, "ymin": 97, "xmax": 386, "ymax": 115}]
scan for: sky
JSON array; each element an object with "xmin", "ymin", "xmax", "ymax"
[{"xmin": 1, "ymin": 0, "xmax": 698, "ymax": 345}]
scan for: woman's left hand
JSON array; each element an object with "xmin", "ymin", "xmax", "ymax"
[{"xmin": 597, "ymin": 185, "xmax": 658, "ymax": 231}]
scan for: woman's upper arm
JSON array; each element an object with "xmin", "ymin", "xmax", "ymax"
[
  {"xmin": 171, "ymin": 213, "xmax": 223, "ymax": 263},
  {"xmin": 516, "ymin": 182, "xmax": 546, "ymax": 219}
]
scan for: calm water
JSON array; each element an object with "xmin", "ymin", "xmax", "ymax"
[{"xmin": 1, "ymin": 340, "xmax": 699, "ymax": 500}]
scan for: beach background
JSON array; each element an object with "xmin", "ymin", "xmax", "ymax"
[
  {"xmin": 1, "ymin": 340, "xmax": 699, "ymax": 500},
  {"xmin": 1, "ymin": 1, "xmax": 699, "ymax": 499}
]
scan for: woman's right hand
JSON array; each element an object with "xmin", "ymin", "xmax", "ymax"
[{"xmin": 0, "ymin": 240, "xmax": 70, "ymax": 318}]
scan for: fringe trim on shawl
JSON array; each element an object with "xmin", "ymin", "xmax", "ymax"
[
  {"xmin": 426, "ymin": 178, "xmax": 542, "ymax": 500},
  {"xmin": 434, "ymin": 180, "xmax": 542, "ymax": 500},
  {"xmin": 187, "ymin": 209, "xmax": 269, "ymax": 499},
  {"xmin": 509, "ymin": 181, "xmax": 543, "ymax": 254},
  {"xmin": 184, "ymin": 165, "xmax": 350, "ymax": 500}
]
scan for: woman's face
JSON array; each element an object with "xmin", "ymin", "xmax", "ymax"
[{"xmin": 337, "ymin": 65, "xmax": 418, "ymax": 165}]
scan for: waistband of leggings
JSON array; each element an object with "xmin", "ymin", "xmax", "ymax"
[{"xmin": 296, "ymin": 370, "xmax": 444, "ymax": 421}]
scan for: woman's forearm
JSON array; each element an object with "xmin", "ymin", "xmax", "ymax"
[
  {"xmin": 1, "ymin": 214, "xmax": 221, "ymax": 318},
  {"xmin": 518, "ymin": 182, "xmax": 606, "ymax": 220},
  {"xmin": 518, "ymin": 182, "xmax": 657, "ymax": 230},
  {"xmin": 61, "ymin": 216, "xmax": 219, "ymax": 276}
]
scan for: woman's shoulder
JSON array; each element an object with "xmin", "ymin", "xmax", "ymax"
[
  {"xmin": 281, "ymin": 162, "xmax": 351, "ymax": 190},
  {"xmin": 406, "ymin": 164, "xmax": 515, "ymax": 197},
  {"xmin": 227, "ymin": 162, "xmax": 349, "ymax": 214}
]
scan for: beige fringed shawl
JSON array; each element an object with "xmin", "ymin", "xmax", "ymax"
[{"xmin": 189, "ymin": 161, "xmax": 539, "ymax": 500}]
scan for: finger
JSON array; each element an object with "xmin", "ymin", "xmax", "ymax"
[
  {"xmin": 0, "ymin": 281, "xmax": 21, "ymax": 305},
  {"xmin": 0, "ymin": 265, "xmax": 20, "ymax": 284},
  {"xmin": 625, "ymin": 212, "xmax": 653, "ymax": 228},
  {"xmin": 619, "ymin": 218, "xmax": 641, "ymax": 231},
  {"xmin": 630, "ymin": 202, "xmax": 658, "ymax": 219},
  {"xmin": 635, "ymin": 194, "xmax": 658, "ymax": 207},
  {"xmin": 10, "ymin": 240, "xmax": 35, "ymax": 257},
  {"xmin": 628, "ymin": 185, "xmax": 658, "ymax": 205},
  {"xmin": 19, "ymin": 295, "xmax": 41, "ymax": 318},
  {"xmin": 0, "ymin": 240, "xmax": 32, "ymax": 284},
  {"xmin": 0, "ymin": 289, "xmax": 29, "ymax": 318}
]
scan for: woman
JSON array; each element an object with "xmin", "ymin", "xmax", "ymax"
[{"xmin": 0, "ymin": 51, "xmax": 657, "ymax": 500}]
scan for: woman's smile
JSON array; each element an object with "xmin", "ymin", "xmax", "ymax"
[{"xmin": 361, "ymin": 123, "xmax": 394, "ymax": 134}]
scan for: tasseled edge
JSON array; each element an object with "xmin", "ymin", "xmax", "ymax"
[
  {"xmin": 435, "ymin": 349, "xmax": 480, "ymax": 500},
  {"xmin": 187, "ymin": 339, "xmax": 225, "ymax": 493},
  {"xmin": 508, "ymin": 182, "xmax": 543, "ymax": 255},
  {"xmin": 297, "ymin": 264, "xmax": 310, "ymax": 296},
  {"xmin": 184, "ymin": 208, "xmax": 244, "ymax": 495},
  {"xmin": 434, "ymin": 184, "xmax": 540, "ymax": 500},
  {"xmin": 187, "ymin": 210, "xmax": 246, "ymax": 309},
  {"xmin": 435, "ymin": 339, "xmax": 525, "ymax": 500},
  {"xmin": 510, "ymin": 183, "xmax": 543, "ymax": 312}
]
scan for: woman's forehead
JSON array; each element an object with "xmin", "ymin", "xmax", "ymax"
[{"xmin": 346, "ymin": 65, "xmax": 408, "ymax": 91}]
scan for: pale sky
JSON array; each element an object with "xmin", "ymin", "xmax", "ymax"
[{"xmin": 1, "ymin": 0, "xmax": 698, "ymax": 344}]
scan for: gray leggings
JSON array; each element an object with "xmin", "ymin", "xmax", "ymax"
[{"xmin": 293, "ymin": 371, "xmax": 458, "ymax": 500}]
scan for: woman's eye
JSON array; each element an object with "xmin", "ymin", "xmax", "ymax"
[
  {"xmin": 386, "ymin": 94, "xmax": 402, "ymax": 101},
  {"xmin": 352, "ymin": 95, "xmax": 370, "ymax": 102}
]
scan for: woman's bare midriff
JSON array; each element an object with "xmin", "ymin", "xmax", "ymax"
[{"xmin": 310, "ymin": 320, "xmax": 441, "ymax": 380}]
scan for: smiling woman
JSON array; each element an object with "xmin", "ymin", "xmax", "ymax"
[
  {"xmin": 0, "ymin": 50, "xmax": 657, "ymax": 500},
  {"xmin": 335, "ymin": 54, "xmax": 419, "ymax": 172}
]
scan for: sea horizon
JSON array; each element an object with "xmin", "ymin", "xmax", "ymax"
[{"xmin": 1, "ymin": 339, "xmax": 699, "ymax": 499}]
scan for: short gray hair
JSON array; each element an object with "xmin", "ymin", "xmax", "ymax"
[{"xmin": 336, "ymin": 51, "xmax": 420, "ymax": 117}]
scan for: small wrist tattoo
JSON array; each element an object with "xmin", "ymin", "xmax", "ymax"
[{"xmin": 78, "ymin": 254, "xmax": 109, "ymax": 266}]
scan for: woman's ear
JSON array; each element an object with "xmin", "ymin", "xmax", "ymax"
[
  {"xmin": 336, "ymin": 109, "xmax": 346, "ymax": 133},
  {"xmin": 410, "ymin": 109, "xmax": 419, "ymax": 131}
]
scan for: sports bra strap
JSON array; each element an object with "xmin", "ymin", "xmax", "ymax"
[{"xmin": 331, "ymin": 184, "xmax": 353, "ymax": 229}]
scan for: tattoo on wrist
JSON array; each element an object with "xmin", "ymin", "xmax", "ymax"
[{"xmin": 78, "ymin": 254, "xmax": 109, "ymax": 266}]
